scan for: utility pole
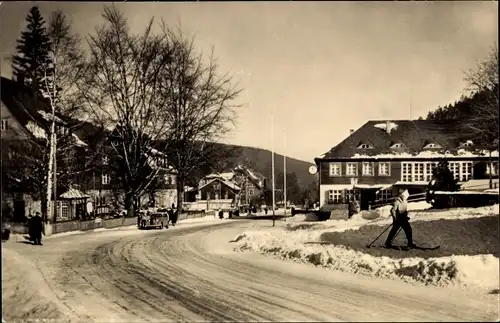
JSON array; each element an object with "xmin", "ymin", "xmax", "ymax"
[
  {"xmin": 53, "ymin": 134, "xmax": 57, "ymax": 222},
  {"xmin": 283, "ymin": 129, "xmax": 287, "ymax": 217},
  {"xmin": 271, "ymin": 113, "xmax": 276, "ymax": 227}
]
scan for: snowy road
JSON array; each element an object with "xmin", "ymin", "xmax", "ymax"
[{"xmin": 2, "ymin": 220, "xmax": 498, "ymax": 322}]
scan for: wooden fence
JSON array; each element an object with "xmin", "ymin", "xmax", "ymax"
[{"xmin": 8, "ymin": 211, "xmax": 214, "ymax": 236}]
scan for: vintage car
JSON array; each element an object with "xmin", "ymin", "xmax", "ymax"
[{"xmin": 138, "ymin": 210, "xmax": 169, "ymax": 230}]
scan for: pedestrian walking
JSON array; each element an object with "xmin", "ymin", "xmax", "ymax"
[{"xmin": 30, "ymin": 212, "xmax": 44, "ymax": 245}]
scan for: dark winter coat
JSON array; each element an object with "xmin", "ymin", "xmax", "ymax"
[{"xmin": 30, "ymin": 215, "xmax": 43, "ymax": 238}]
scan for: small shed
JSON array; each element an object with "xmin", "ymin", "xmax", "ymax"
[{"xmin": 58, "ymin": 188, "xmax": 90, "ymax": 221}]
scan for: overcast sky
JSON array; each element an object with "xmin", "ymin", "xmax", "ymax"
[{"xmin": 0, "ymin": 1, "xmax": 497, "ymax": 162}]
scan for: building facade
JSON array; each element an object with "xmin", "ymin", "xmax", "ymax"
[
  {"xmin": 1, "ymin": 76, "xmax": 178, "ymax": 221},
  {"xmin": 315, "ymin": 120, "xmax": 499, "ymax": 210}
]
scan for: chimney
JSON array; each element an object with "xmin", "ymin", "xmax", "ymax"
[
  {"xmin": 385, "ymin": 120, "xmax": 392, "ymax": 134},
  {"xmin": 349, "ymin": 129, "xmax": 354, "ymax": 135}
]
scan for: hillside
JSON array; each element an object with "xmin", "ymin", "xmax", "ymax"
[{"xmin": 190, "ymin": 142, "xmax": 317, "ymax": 188}]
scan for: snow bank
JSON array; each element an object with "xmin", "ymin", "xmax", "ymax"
[
  {"xmin": 232, "ymin": 231, "xmax": 499, "ymax": 291},
  {"xmin": 232, "ymin": 204, "xmax": 500, "ymax": 291}
]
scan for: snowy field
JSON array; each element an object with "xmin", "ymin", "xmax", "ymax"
[{"xmin": 231, "ymin": 202, "xmax": 500, "ymax": 292}]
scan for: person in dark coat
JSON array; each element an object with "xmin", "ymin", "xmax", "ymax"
[
  {"xmin": 170, "ymin": 203, "xmax": 178, "ymax": 225},
  {"xmin": 30, "ymin": 212, "xmax": 44, "ymax": 245},
  {"xmin": 385, "ymin": 190, "xmax": 416, "ymax": 249}
]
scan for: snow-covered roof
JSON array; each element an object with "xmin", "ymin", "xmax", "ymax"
[
  {"xmin": 59, "ymin": 188, "xmax": 90, "ymax": 199},
  {"xmin": 350, "ymin": 150, "xmax": 499, "ymax": 159},
  {"xmin": 319, "ymin": 120, "xmax": 492, "ymax": 160},
  {"xmin": 26, "ymin": 121, "xmax": 46, "ymax": 139},
  {"xmin": 206, "ymin": 172, "xmax": 234, "ymax": 181},
  {"xmin": 38, "ymin": 110, "xmax": 65, "ymax": 124},
  {"xmin": 72, "ymin": 133, "xmax": 87, "ymax": 147},
  {"xmin": 199, "ymin": 178, "xmax": 241, "ymax": 192}
]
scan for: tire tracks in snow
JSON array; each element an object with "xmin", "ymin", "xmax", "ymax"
[{"xmin": 7, "ymin": 220, "xmax": 497, "ymax": 322}]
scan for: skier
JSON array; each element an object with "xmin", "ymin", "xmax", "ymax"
[
  {"xmin": 384, "ymin": 190, "xmax": 416, "ymax": 249},
  {"xmin": 30, "ymin": 212, "xmax": 44, "ymax": 245}
]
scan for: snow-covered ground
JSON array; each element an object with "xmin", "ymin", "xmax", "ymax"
[
  {"xmin": 231, "ymin": 203, "xmax": 500, "ymax": 292},
  {"xmin": 3, "ymin": 210, "xmax": 498, "ymax": 322}
]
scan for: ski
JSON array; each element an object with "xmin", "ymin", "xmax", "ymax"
[
  {"xmin": 411, "ymin": 245, "xmax": 440, "ymax": 251},
  {"xmin": 368, "ymin": 244, "xmax": 440, "ymax": 251}
]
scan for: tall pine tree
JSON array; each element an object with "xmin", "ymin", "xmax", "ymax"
[{"xmin": 12, "ymin": 6, "xmax": 52, "ymax": 92}]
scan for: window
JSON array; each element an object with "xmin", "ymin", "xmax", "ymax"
[
  {"xmin": 165, "ymin": 175, "xmax": 172, "ymax": 184},
  {"xmin": 224, "ymin": 192, "xmax": 229, "ymax": 199},
  {"xmin": 248, "ymin": 189, "xmax": 254, "ymax": 196},
  {"xmin": 346, "ymin": 163, "xmax": 357, "ymax": 176},
  {"xmin": 328, "ymin": 190, "xmax": 344, "ymax": 204},
  {"xmin": 376, "ymin": 189, "xmax": 393, "ymax": 202},
  {"xmin": 425, "ymin": 162, "xmax": 438, "ymax": 181},
  {"xmin": 171, "ymin": 176, "xmax": 176, "ymax": 185},
  {"xmin": 345, "ymin": 189, "xmax": 360, "ymax": 202},
  {"xmin": 460, "ymin": 162, "xmax": 472, "ymax": 182},
  {"xmin": 102, "ymin": 173, "xmax": 110, "ymax": 185},
  {"xmin": 102, "ymin": 156, "xmax": 109, "ymax": 165},
  {"xmin": 423, "ymin": 143, "xmax": 442, "ymax": 149},
  {"xmin": 60, "ymin": 201, "xmax": 69, "ymax": 219},
  {"xmin": 486, "ymin": 162, "xmax": 499, "ymax": 175},
  {"xmin": 413, "ymin": 163, "xmax": 425, "ymax": 182},
  {"xmin": 401, "ymin": 161, "xmax": 472, "ymax": 183},
  {"xmin": 378, "ymin": 162, "xmax": 390, "ymax": 176},
  {"xmin": 357, "ymin": 143, "xmax": 373, "ymax": 149},
  {"xmin": 402, "ymin": 162, "xmax": 411, "ymax": 182},
  {"xmin": 448, "ymin": 162, "xmax": 460, "ymax": 180},
  {"xmin": 362, "ymin": 162, "xmax": 374, "ymax": 176},
  {"xmin": 1, "ymin": 120, "xmax": 8, "ymax": 131},
  {"xmin": 390, "ymin": 143, "xmax": 405, "ymax": 149},
  {"xmin": 460, "ymin": 140, "xmax": 474, "ymax": 148},
  {"xmin": 329, "ymin": 163, "xmax": 342, "ymax": 176}
]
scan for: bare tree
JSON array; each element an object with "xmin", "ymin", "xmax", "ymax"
[
  {"xmin": 464, "ymin": 45, "xmax": 499, "ymax": 189},
  {"xmin": 157, "ymin": 27, "xmax": 241, "ymax": 217},
  {"xmin": 464, "ymin": 45, "xmax": 499, "ymax": 147},
  {"xmin": 41, "ymin": 10, "xmax": 87, "ymax": 222},
  {"xmin": 80, "ymin": 6, "xmax": 174, "ymax": 216}
]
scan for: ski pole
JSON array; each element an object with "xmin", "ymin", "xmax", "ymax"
[
  {"xmin": 366, "ymin": 223, "xmax": 393, "ymax": 248},
  {"xmin": 390, "ymin": 227, "xmax": 402, "ymax": 244}
]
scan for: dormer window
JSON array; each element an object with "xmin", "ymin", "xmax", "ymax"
[
  {"xmin": 1, "ymin": 120, "xmax": 8, "ymax": 131},
  {"xmin": 102, "ymin": 156, "xmax": 109, "ymax": 165},
  {"xmin": 390, "ymin": 143, "xmax": 406, "ymax": 149},
  {"xmin": 460, "ymin": 140, "xmax": 474, "ymax": 148},
  {"xmin": 423, "ymin": 143, "xmax": 442, "ymax": 149},
  {"xmin": 357, "ymin": 143, "xmax": 373, "ymax": 149}
]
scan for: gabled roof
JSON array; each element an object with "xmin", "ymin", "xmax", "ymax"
[
  {"xmin": 234, "ymin": 165, "xmax": 265, "ymax": 189},
  {"xmin": 199, "ymin": 177, "xmax": 241, "ymax": 192},
  {"xmin": 1, "ymin": 77, "xmax": 65, "ymax": 138},
  {"xmin": 319, "ymin": 120, "xmax": 487, "ymax": 159}
]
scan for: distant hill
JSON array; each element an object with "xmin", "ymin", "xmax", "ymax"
[{"xmin": 189, "ymin": 142, "xmax": 317, "ymax": 188}]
